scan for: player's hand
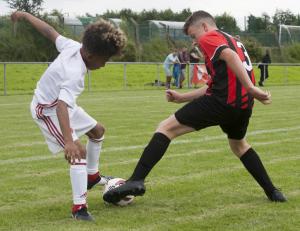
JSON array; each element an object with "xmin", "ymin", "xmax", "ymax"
[
  {"xmin": 248, "ymin": 86, "xmax": 272, "ymax": 105},
  {"xmin": 166, "ymin": 89, "xmax": 182, "ymax": 103},
  {"xmin": 11, "ymin": 11, "xmax": 27, "ymax": 23},
  {"xmin": 64, "ymin": 141, "xmax": 82, "ymax": 164}
]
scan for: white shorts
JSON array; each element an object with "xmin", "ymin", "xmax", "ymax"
[
  {"xmin": 30, "ymin": 100, "xmax": 97, "ymax": 154},
  {"xmin": 164, "ymin": 65, "xmax": 172, "ymax": 76}
]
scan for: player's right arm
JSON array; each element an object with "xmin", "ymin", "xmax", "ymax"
[
  {"xmin": 11, "ymin": 11, "xmax": 59, "ymax": 43},
  {"xmin": 219, "ymin": 48, "xmax": 271, "ymax": 105},
  {"xmin": 166, "ymin": 85, "xmax": 208, "ymax": 103},
  {"xmin": 56, "ymin": 100, "xmax": 81, "ymax": 164}
]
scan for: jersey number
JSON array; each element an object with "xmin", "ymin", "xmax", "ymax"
[{"xmin": 236, "ymin": 41, "xmax": 253, "ymax": 72}]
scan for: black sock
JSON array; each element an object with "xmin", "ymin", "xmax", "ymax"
[
  {"xmin": 240, "ymin": 148, "xmax": 276, "ymax": 194},
  {"xmin": 129, "ymin": 132, "xmax": 171, "ymax": 181}
]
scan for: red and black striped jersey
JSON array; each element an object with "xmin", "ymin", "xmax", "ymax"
[{"xmin": 198, "ymin": 30, "xmax": 255, "ymax": 109}]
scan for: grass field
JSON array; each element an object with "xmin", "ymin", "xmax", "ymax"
[
  {"xmin": 0, "ymin": 86, "xmax": 300, "ymax": 231},
  {"xmin": 0, "ymin": 63, "xmax": 300, "ymax": 95}
]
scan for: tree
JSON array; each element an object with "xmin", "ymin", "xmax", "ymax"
[
  {"xmin": 5, "ymin": 0, "xmax": 44, "ymax": 15},
  {"xmin": 247, "ymin": 14, "xmax": 266, "ymax": 32},
  {"xmin": 273, "ymin": 9, "xmax": 297, "ymax": 26},
  {"xmin": 215, "ymin": 13, "xmax": 240, "ymax": 33}
]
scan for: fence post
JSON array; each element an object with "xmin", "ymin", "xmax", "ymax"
[
  {"xmin": 87, "ymin": 70, "xmax": 91, "ymax": 92},
  {"xmin": 284, "ymin": 65, "xmax": 288, "ymax": 85},
  {"xmin": 123, "ymin": 63, "xmax": 127, "ymax": 89},
  {"xmin": 156, "ymin": 63, "xmax": 160, "ymax": 88},
  {"xmin": 187, "ymin": 63, "xmax": 191, "ymax": 88},
  {"xmin": 4, "ymin": 63, "xmax": 7, "ymax": 96}
]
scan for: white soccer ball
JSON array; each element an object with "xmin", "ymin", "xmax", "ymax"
[{"xmin": 103, "ymin": 178, "xmax": 134, "ymax": 206}]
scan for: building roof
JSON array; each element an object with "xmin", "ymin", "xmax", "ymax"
[
  {"xmin": 64, "ymin": 17, "xmax": 83, "ymax": 26},
  {"xmin": 148, "ymin": 20, "xmax": 185, "ymax": 29}
]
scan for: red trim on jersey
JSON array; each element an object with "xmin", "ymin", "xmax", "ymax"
[{"xmin": 38, "ymin": 99, "xmax": 58, "ymax": 108}]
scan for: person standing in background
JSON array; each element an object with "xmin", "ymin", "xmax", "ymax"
[
  {"xmin": 189, "ymin": 43, "xmax": 202, "ymax": 87},
  {"xmin": 258, "ymin": 50, "xmax": 271, "ymax": 87},
  {"xmin": 163, "ymin": 49, "xmax": 180, "ymax": 89},
  {"xmin": 178, "ymin": 46, "xmax": 190, "ymax": 88}
]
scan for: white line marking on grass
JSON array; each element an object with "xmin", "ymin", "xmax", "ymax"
[
  {"xmin": 1, "ymin": 126, "xmax": 300, "ymax": 165},
  {"xmin": 3, "ymin": 125, "xmax": 300, "ymax": 150},
  {"xmin": 148, "ymin": 155, "xmax": 300, "ymax": 187}
]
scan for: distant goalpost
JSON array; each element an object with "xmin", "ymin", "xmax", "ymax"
[{"xmin": 278, "ymin": 24, "xmax": 300, "ymax": 46}]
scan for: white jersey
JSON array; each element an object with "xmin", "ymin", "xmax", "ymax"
[
  {"xmin": 163, "ymin": 53, "xmax": 179, "ymax": 69},
  {"xmin": 32, "ymin": 35, "xmax": 87, "ymax": 117}
]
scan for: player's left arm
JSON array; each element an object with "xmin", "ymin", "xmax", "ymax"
[
  {"xmin": 219, "ymin": 48, "xmax": 271, "ymax": 105},
  {"xmin": 11, "ymin": 11, "xmax": 59, "ymax": 43},
  {"xmin": 166, "ymin": 85, "xmax": 208, "ymax": 103}
]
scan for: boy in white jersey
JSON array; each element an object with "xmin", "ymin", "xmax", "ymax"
[{"xmin": 11, "ymin": 11, "xmax": 126, "ymax": 221}]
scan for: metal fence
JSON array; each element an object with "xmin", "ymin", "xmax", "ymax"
[{"xmin": 1, "ymin": 62, "xmax": 300, "ymax": 96}]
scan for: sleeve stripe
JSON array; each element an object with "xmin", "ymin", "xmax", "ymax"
[{"xmin": 210, "ymin": 45, "xmax": 229, "ymax": 62}]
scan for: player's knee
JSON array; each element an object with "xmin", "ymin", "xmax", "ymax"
[
  {"xmin": 155, "ymin": 118, "xmax": 177, "ymax": 139},
  {"xmin": 90, "ymin": 123, "xmax": 105, "ymax": 139},
  {"xmin": 230, "ymin": 142, "xmax": 250, "ymax": 157}
]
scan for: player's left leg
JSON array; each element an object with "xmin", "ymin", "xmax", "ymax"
[
  {"xmin": 228, "ymin": 138, "xmax": 287, "ymax": 202},
  {"xmin": 179, "ymin": 69, "xmax": 185, "ymax": 88},
  {"xmin": 85, "ymin": 124, "xmax": 112, "ymax": 189}
]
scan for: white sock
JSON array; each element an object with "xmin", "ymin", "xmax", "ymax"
[
  {"xmin": 70, "ymin": 159, "xmax": 87, "ymax": 205},
  {"xmin": 86, "ymin": 136, "xmax": 104, "ymax": 175}
]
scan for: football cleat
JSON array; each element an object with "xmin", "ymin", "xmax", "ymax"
[
  {"xmin": 88, "ymin": 174, "xmax": 114, "ymax": 190},
  {"xmin": 72, "ymin": 206, "xmax": 94, "ymax": 221},
  {"xmin": 266, "ymin": 189, "xmax": 287, "ymax": 202},
  {"xmin": 103, "ymin": 180, "xmax": 145, "ymax": 204}
]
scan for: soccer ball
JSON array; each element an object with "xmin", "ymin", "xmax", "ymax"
[{"xmin": 103, "ymin": 178, "xmax": 134, "ymax": 206}]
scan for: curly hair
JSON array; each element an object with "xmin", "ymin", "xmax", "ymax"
[
  {"xmin": 183, "ymin": 11, "xmax": 216, "ymax": 35},
  {"xmin": 82, "ymin": 19, "xmax": 127, "ymax": 57}
]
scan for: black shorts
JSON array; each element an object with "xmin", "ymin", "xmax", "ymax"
[{"xmin": 174, "ymin": 95, "xmax": 252, "ymax": 140}]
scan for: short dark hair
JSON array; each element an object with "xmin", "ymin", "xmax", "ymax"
[
  {"xmin": 82, "ymin": 19, "xmax": 126, "ymax": 57},
  {"xmin": 183, "ymin": 11, "xmax": 215, "ymax": 35}
]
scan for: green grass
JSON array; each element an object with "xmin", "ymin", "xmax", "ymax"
[
  {"xmin": 0, "ymin": 86, "xmax": 300, "ymax": 230},
  {"xmin": 0, "ymin": 63, "xmax": 300, "ymax": 95}
]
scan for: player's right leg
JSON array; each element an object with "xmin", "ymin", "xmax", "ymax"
[
  {"xmin": 70, "ymin": 140, "xmax": 94, "ymax": 221},
  {"xmin": 103, "ymin": 115, "xmax": 195, "ymax": 203},
  {"xmin": 31, "ymin": 113, "xmax": 93, "ymax": 221}
]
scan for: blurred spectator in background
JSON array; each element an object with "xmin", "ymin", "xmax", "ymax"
[
  {"xmin": 189, "ymin": 42, "xmax": 202, "ymax": 87},
  {"xmin": 235, "ymin": 35, "xmax": 241, "ymax": 41},
  {"xmin": 258, "ymin": 50, "xmax": 271, "ymax": 87},
  {"xmin": 163, "ymin": 49, "xmax": 179, "ymax": 89},
  {"xmin": 178, "ymin": 46, "xmax": 189, "ymax": 88}
]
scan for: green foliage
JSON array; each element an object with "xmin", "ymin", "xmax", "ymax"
[
  {"xmin": 140, "ymin": 38, "xmax": 170, "ymax": 62},
  {"xmin": 101, "ymin": 8, "xmax": 192, "ymax": 23},
  {"xmin": 5, "ymin": 0, "xmax": 44, "ymax": 15},
  {"xmin": 273, "ymin": 9, "xmax": 300, "ymax": 27},
  {"xmin": 242, "ymin": 36, "xmax": 263, "ymax": 62},
  {"xmin": 281, "ymin": 43, "xmax": 300, "ymax": 62},
  {"xmin": 0, "ymin": 15, "xmax": 69, "ymax": 62},
  {"xmin": 247, "ymin": 14, "xmax": 273, "ymax": 33},
  {"xmin": 215, "ymin": 13, "xmax": 240, "ymax": 33}
]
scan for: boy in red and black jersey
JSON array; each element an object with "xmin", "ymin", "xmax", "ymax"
[
  {"xmin": 104, "ymin": 11, "xmax": 286, "ymax": 204},
  {"xmin": 199, "ymin": 30, "xmax": 255, "ymax": 110}
]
